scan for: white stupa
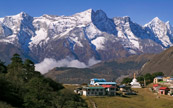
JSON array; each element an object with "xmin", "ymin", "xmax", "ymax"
[{"xmin": 130, "ymin": 73, "xmax": 141, "ymax": 88}]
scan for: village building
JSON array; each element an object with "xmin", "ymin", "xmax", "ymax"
[
  {"xmin": 130, "ymin": 73, "xmax": 141, "ymax": 88},
  {"xmin": 159, "ymin": 87, "xmax": 170, "ymax": 95},
  {"xmin": 166, "ymin": 78, "xmax": 173, "ymax": 83},
  {"xmin": 75, "ymin": 78, "xmax": 117, "ymax": 96},
  {"xmin": 119, "ymin": 85, "xmax": 126, "ymax": 92},
  {"xmin": 163, "ymin": 77, "xmax": 170, "ymax": 81},
  {"xmin": 74, "ymin": 87, "xmax": 83, "ymax": 95},
  {"xmin": 90, "ymin": 78, "xmax": 106, "ymax": 85},
  {"xmin": 168, "ymin": 86, "xmax": 173, "ymax": 96},
  {"xmin": 119, "ymin": 85, "xmax": 131, "ymax": 92},
  {"xmin": 153, "ymin": 76, "xmax": 163, "ymax": 84},
  {"xmin": 94, "ymin": 82, "xmax": 116, "ymax": 86},
  {"xmin": 82, "ymin": 86, "xmax": 106, "ymax": 96},
  {"xmin": 153, "ymin": 84, "xmax": 161, "ymax": 92},
  {"xmin": 101, "ymin": 85, "xmax": 116, "ymax": 96},
  {"xmin": 119, "ymin": 85, "xmax": 136, "ymax": 95}
]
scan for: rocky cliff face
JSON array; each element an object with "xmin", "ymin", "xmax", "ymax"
[{"xmin": 0, "ymin": 9, "xmax": 172, "ymax": 63}]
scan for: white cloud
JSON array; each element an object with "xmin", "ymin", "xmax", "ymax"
[
  {"xmin": 35, "ymin": 57, "xmax": 101, "ymax": 74},
  {"xmin": 88, "ymin": 57, "xmax": 101, "ymax": 66}
]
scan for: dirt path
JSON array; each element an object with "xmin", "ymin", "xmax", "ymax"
[{"xmin": 88, "ymin": 98, "xmax": 97, "ymax": 108}]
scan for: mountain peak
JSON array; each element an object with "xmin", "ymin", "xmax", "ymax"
[
  {"xmin": 74, "ymin": 9, "xmax": 94, "ymax": 16},
  {"xmin": 18, "ymin": 12, "xmax": 32, "ymax": 18},
  {"xmin": 144, "ymin": 17, "xmax": 164, "ymax": 27},
  {"xmin": 92, "ymin": 9, "xmax": 108, "ymax": 21},
  {"xmin": 151, "ymin": 17, "xmax": 163, "ymax": 23},
  {"xmin": 153, "ymin": 16, "xmax": 160, "ymax": 20},
  {"xmin": 85, "ymin": 8, "xmax": 94, "ymax": 13},
  {"xmin": 122, "ymin": 16, "xmax": 131, "ymax": 21},
  {"xmin": 94, "ymin": 9, "xmax": 107, "ymax": 18},
  {"xmin": 71, "ymin": 9, "xmax": 96, "ymax": 24},
  {"xmin": 165, "ymin": 21, "xmax": 170, "ymax": 25},
  {"xmin": 19, "ymin": 11, "xmax": 27, "ymax": 15},
  {"xmin": 4, "ymin": 12, "xmax": 32, "ymax": 21}
]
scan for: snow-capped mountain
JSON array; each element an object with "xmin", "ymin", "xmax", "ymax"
[
  {"xmin": 0, "ymin": 9, "xmax": 172, "ymax": 63},
  {"xmin": 144, "ymin": 17, "xmax": 173, "ymax": 48}
]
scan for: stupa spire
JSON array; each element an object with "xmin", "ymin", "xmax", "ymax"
[
  {"xmin": 130, "ymin": 73, "xmax": 141, "ymax": 88},
  {"xmin": 134, "ymin": 73, "xmax": 136, "ymax": 79}
]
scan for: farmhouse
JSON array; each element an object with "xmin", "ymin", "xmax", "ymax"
[
  {"xmin": 90, "ymin": 78, "xmax": 106, "ymax": 85},
  {"xmin": 166, "ymin": 78, "xmax": 173, "ymax": 83},
  {"xmin": 102, "ymin": 85, "xmax": 116, "ymax": 96},
  {"xmin": 168, "ymin": 86, "xmax": 173, "ymax": 95},
  {"xmin": 153, "ymin": 76, "xmax": 163, "ymax": 84},
  {"xmin": 153, "ymin": 84, "xmax": 161, "ymax": 92},
  {"xmin": 82, "ymin": 86, "xmax": 106, "ymax": 96},
  {"xmin": 159, "ymin": 87, "xmax": 170, "ymax": 95},
  {"xmin": 94, "ymin": 82, "xmax": 116, "ymax": 86},
  {"xmin": 75, "ymin": 78, "xmax": 117, "ymax": 96}
]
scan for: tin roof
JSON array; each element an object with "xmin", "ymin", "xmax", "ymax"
[
  {"xmin": 155, "ymin": 76, "xmax": 163, "ymax": 79},
  {"xmin": 153, "ymin": 84, "xmax": 159, "ymax": 87},
  {"xmin": 87, "ymin": 87, "xmax": 105, "ymax": 89},
  {"xmin": 102, "ymin": 85, "xmax": 116, "ymax": 88},
  {"xmin": 159, "ymin": 87, "xmax": 169, "ymax": 90},
  {"xmin": 96, "ymin": 82, "xmax": 116, "ymax": 85},
  {"xmin": 91, "ymin": 78, "xmax": 106, "ymax": 82},
  {"xmin": 119, "ymin": 85, "xmax": 126, "ymax": 88}
]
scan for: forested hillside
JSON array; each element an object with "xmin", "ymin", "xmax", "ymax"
[{"xmin": 0, "ymin": 54, "xmax": 88, "ymax": 108}]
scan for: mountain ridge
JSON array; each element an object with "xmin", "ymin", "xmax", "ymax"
[
  {"xmin": 0, "ymin": 9, "xmax": 172, "ymax": 64},
  {"xmin": 45, "ymin": 54, "xmax": 154, "ymax": 84}
]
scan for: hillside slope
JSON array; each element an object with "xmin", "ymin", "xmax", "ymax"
[
  {"xmin": 45, "ymin": 54, "xmax": 154, "ymax": 84},
  {"xmin": 140, "ymin": 47, "xmax": 173, "ymax": 76}
]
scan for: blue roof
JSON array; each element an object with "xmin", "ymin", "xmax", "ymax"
[
  {"xmin": 91, "ymin": 78, "xmax": 106, "ymax": 82},
  {"xmin": 155, "ymin": 76, "xmax": 163, "ymax": 79},
  {"xmin": 119, "ymin": 85, "xmax": 126, "ymax": 88},
  {"xmin": 96, "ymin": 82, "xmax": 116, "ymax": 85}
]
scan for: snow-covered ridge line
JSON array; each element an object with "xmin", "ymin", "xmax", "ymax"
[{"xmin": 0, "ymin": 9, "xmax": 172, "ymax": 63}]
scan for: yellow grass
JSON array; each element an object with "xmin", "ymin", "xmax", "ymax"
[
  {"xmin": 64, "ymin": 84, "xmax": 173, "ymax": 108},
  {"xmin": 84, "ymin": 88, "xmax": 173, "ymax": 108}
]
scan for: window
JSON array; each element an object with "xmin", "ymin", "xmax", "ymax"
[
  {"xmin": 111, "ymin": 88, "xmax": 115, "ymax": 90},
  {"xmin": 111, "ymin": 92, "xmax": 114, "ymax": 95},
  {"xmin": 99, "ymin": 92, "xmax": 103, "ymax": 96}
]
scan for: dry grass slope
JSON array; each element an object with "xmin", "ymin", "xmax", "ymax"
[
  {"xmin": 83, "ymin": 88, "xmax": 173, "ymax": 108},
  {"xmin": 65, "ymin": 84, "xmax": 173, "ymax": 108},
  {"xmin": 140, "ymin": 46, "xmax": 173, "ymax": 76}
]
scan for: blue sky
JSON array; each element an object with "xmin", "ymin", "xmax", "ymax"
[{"xmin": 0, "ymin": 0, "xmax": 172, "ymax": 25}]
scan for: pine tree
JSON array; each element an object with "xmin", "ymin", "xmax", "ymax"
[
  {"xmin": 7, "ymin": 54, "xmax": 24, "ymax": 83},
  {"xmin": 0, "ymin": 60, "xmax": 7, "ymax": 73}
]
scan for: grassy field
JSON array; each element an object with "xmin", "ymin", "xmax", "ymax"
[
  {"xmin": 64, "ymin": 85, "xmax": 173, "ymax": 108},
  {"xmin": 84, "ymin": 88, "xmax": 173, "ymax": 108}
]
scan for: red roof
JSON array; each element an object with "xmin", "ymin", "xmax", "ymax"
[
  {"xmin": 101, "ymin": 85, "xmax": 115, "ymax": 88},
  {"xmin": 153, "ymin": 84, "xmax": 159, "ymax": 87},
  {"xmin": 159, "ymin": 87, "xmax": 169, "ymax": 90}
]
